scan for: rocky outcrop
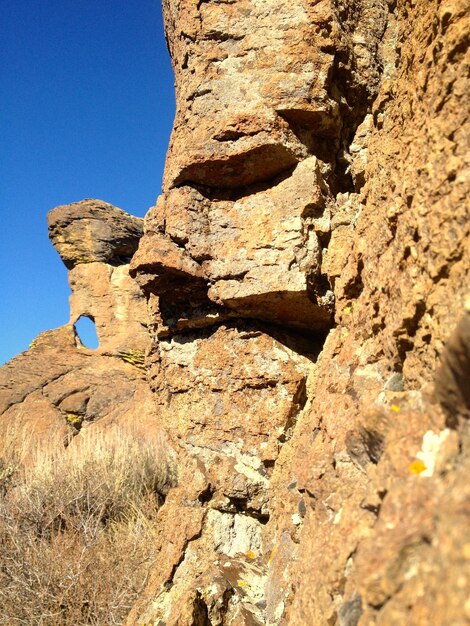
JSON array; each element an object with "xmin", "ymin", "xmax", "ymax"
[
  {"xmin": 0, "ymin": 0, "xmax": 469, "ymax": 625},
  {"xmin": 48, "ymin": 199, "xmax": 143, "ymax": 269},
  {"xmin": 127, "ymin": 0, "xmax": 470, "ymax": 624},
  {"xmin": 0, "ymin": 201, "xmax": 156, "ymax": 449}
]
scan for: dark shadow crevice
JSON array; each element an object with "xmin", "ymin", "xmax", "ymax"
[{"xmin": 174, "ymin": 163, "xmax": 298, "ymax": 202}]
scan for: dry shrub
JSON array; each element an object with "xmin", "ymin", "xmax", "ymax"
[{"xmin": 0, "ymin": 425, "xmax": 171, "ymax": 625}]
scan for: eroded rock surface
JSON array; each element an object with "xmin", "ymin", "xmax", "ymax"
[
  {"xmin": 48, "ymin": 199, "xmax": 143, "ymax": 268},
  {"xmin": 127, "ymin": 0, "xmax": 470, "ymax": 625},
  {"xmin": 1, "ymin": 0, "xmax": 469, "ymax": 625},
  {"xmin": 0, "ymin": 201, "xmax": 156, "ymax": 450},
  {"xmin": 131, "ymin": 0, "xmax": 392, "ymax": 334}
]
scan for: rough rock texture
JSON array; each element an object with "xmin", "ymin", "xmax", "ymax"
[
  {"xmin": 0, "ymin": 0, "xmax": 469, "ymax": 625},
  {"xmin": 0, "ymin": 201, "xmax": 156, "ymax": 449},
  {"xmin": 48, "ymin": 199, "xmax": 143, "ymax": 269},
  {"xmin": 127, "ymin": 0, "xmax": 470, "ymax": 624}
]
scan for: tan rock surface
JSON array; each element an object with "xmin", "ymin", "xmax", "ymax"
[
  {"xmin": 128, "ymin": 0, "xmax": 470, "ymax": 624},
  {"xmin": 0, "ymin": 201, "xmax": 157, "ymax": 455},
  {"xmin": 47, "ymin": 199, "xmax": 143, "ymax": 268},
  {"xmin": 130, "ymin": 0, "xmax": 392, "ymax": 334},
  {"xmin": 0, "ymin": 0, "xmax": 468, "ymax": 624}
]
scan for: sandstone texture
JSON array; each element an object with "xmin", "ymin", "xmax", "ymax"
[
  {"xmin": 1, "ymin": 0, "xmax": 469, "ymax": 625},
  {"xmin": 48, "ymin": 199, "xmax": 143, "ymax": 269}
]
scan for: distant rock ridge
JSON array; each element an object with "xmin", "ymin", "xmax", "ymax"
[{"xmin": 0, "ymin": 0, "xmax": 469, "ymax": 625}]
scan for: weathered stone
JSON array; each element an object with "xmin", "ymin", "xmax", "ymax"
[
  {"xmin": 48, "ymin": 199, "xmax": 143, "ymax": 269},
  {"xmin": 68, "ymin": 261, "xmax": 148, "ymax": 353},
  {"xmin": 1, "ymin": 0, "xmax": 469, "ymax": 624},
  {"xmin": 0, "ymin": 202, "xmax": 155, "ymax": 451},
  {"xmin": 128, "ymin": 0, "xmax": 470, "ymax": 624},
  {"xmin": 130, "ymin": 0, "xmax": 393, "ymax": 336}
]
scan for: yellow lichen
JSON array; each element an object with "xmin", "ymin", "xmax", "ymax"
[
  {"xmin": 237, "ymin": 580, "xmax": 248, "ymax": 588},
  {"xmin": 409, "ymin": 459, "xmax": 427, "ymax": 475},
  {"xmin": 117, "ymin": 350, "xmax": 145, "ymax": 369},
  {"xmin": 66, "ymin": 412, "xmax": 82, "ymax": 426},
  {"xmin": 390, "ymin": 404, "xmax": 400, "ymax": 413}
]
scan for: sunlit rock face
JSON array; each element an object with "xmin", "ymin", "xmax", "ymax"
[
  {"xmin": 47, "ymin": 199, "xmax": 149, "ymax": 354},
  {"xmin": 0, "ymin": 0, "xmax": 468, "ymax": 623},
  {"xmin": 127, "ymin": 0, "xmax": 470, "ymax": 625},
  {"xmin": 0, "ymin": 201, "xmax": 157, "ymax": 450},
  {"xmin": 131, "ymin": 0, "xmax": 388, "ymax": 335}
]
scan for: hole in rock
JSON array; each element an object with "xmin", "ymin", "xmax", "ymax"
[{"xmin": 74, "ymin": 316, "xmax": 99, "ymax": 349}]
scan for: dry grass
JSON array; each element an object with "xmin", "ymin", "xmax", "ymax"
[{"xmin": 0, "ymin": 425, "xmax": 172, "ymax": 625}]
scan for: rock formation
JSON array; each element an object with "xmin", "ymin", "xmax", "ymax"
[
  {"xmin": 0, "ymin": 200, "xmax": 157, "ymax": 448},
  {"xmin": 1, "ymin": 0, "xmax": 469, "ymax": 624}
]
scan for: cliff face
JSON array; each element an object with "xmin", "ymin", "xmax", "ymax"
[
  {"xmin": 1, "ymin": 0, "xmax": 469, "ymax": 624},
  {"xmin": 127, "ymin": 0, "xmax": 469, "ymax": 624}
]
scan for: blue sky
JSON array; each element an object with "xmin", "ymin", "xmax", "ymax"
[{"xmin": 0, "ymin": 0, "xmax": 175, "ymax": 364}]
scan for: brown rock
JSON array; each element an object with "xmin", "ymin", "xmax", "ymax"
[
  {"xmin": 128, "ymin": 0, "xmax": 470, "ymax": 624},
  {"xmin": 130, "ymin": 0, "xmax": 391, "ymax": 335},
  {"xmin": 2, "ymin": 0, "xmax": 470, "ymax": 624},
  {"xmin": 68, "ymin": 261, "xmax": 148, "ymax": 353},
  {"xmin": 0, "ymin": 201, "xmax": 156, "ymax": 456},
  {"xmin": 48, "ymin": 199, "xmax": 143, "ymax": 269}
]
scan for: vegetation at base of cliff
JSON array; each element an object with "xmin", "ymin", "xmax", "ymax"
[{"xmin": 0, "ymin": 426, "xmax": 169, "ymax": 626}]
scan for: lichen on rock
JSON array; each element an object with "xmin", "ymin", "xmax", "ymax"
[{"xmin": 1, "ymin": 0, "xmax": 469, "ymax": 624}]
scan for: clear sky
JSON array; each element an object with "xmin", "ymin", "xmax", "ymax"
[{"xmin": 0, "ymin": 0, "xmax": 175, "ymax": 364}]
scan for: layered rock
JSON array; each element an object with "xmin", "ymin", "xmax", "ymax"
[{"xmin": 131, "ymin": 0, "xmax": 391, "ymax": 334}]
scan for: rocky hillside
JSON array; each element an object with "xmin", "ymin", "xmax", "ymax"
[{"xmin": 1, "ymin": 0, "xmax": 469, "ymax": 624}]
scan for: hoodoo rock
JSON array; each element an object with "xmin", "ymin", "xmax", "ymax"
[
  {"xmin": 48, "ymin": 199, "xmax": 143, "ymax": 269},
  {"xmin": 1, "ymin": 0, "xmax": 469, "ymax": 624},
  {"xmin": 0, "ymin": 201, "xmax": 154, "ymax": 448}
]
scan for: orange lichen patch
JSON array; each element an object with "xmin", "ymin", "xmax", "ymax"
[
  {"xmin": 246, "ymin": 551, "xmax": 256, "ymax": 559},
  {"xmin": 409, "ymin": 459, "xmax": 427, "ymax": 475}
]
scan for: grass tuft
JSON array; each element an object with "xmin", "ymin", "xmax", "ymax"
[{"xmin": 0, "ymin": 425, "xmax": 172, "ymax": 625}]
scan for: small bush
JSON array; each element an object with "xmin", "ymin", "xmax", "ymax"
[{"xmin": 0, "ymin": 425, "xmax": 170, "ymax": 626}]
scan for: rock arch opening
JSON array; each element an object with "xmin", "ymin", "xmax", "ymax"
[{"xmin": 74, "ymin": 315, "xmax": 99, "ymax": 349}]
